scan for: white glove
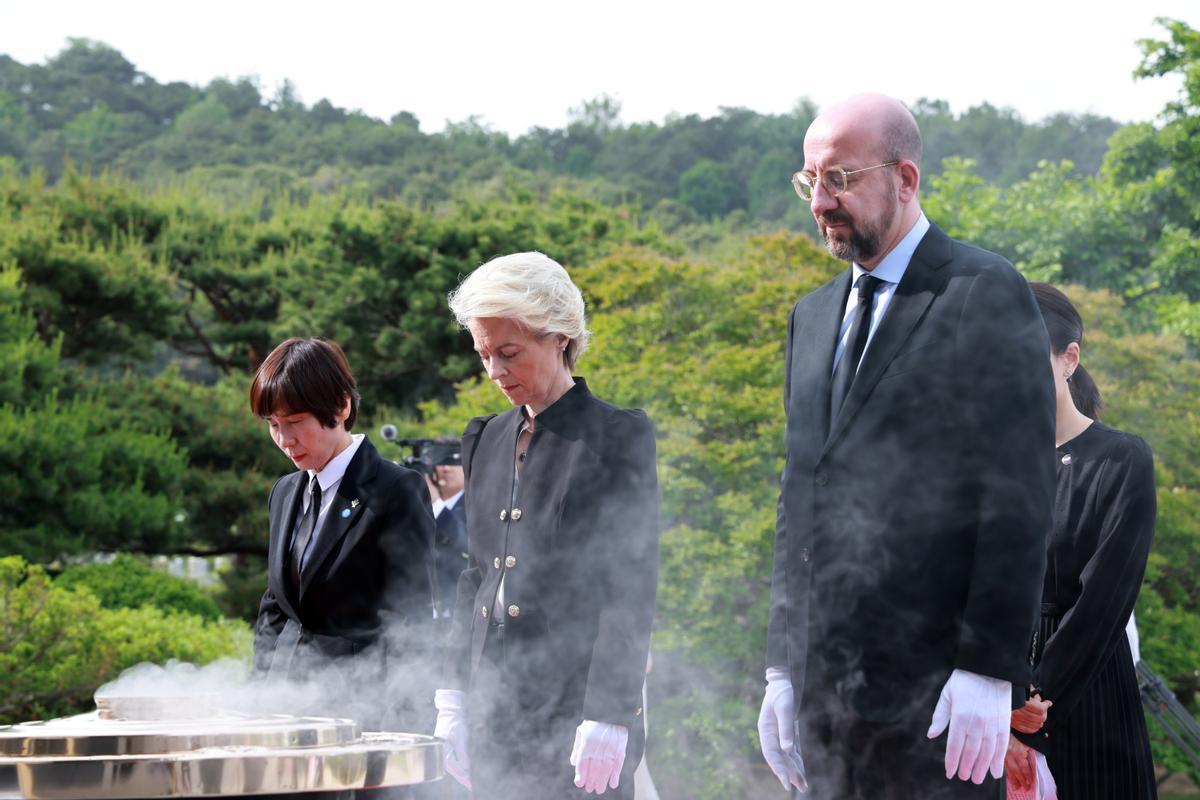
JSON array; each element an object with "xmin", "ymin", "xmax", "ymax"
[
  {"xmin": 569, "ymin": 719, "xmax": 629, "ymax": 794},
  {"xmin": 757, "ymin": 667, "xmax": 808, "ymax": 792},
  {"xmin": 1033, "ymin": 748, "xmax": 1058, "ymax": 799},
  {"xmin": 434, "ymin": 689, "xmax": 471, "ymax": 789},
  {"xmin": 926, "ymin": 669, "xmax": 1010, "ymax": 784}
]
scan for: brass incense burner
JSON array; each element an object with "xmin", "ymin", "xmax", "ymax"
[{"xmin": 0, "ymin": 695, "xmax": 441, "ymax": 798}]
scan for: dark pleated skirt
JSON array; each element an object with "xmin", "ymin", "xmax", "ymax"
[{"xmin": 1032, "ymin": 614, "xmax": 1157, "ymax": 799}]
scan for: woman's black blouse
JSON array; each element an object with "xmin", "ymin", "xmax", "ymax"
[
  {"xmin": 1031, "ymin": 422, "xmax": 1156, "ymax": 716},
  {"xmin": 1018, "ymin": 421, "xmax": 1158, "ymax": 798}
]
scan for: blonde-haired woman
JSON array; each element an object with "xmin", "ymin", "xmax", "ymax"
[{"xmin": 433, "ymin": 252, "xmax": 660, "ymax": 799}]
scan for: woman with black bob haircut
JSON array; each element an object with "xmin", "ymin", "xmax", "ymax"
[
  {"xmin": 249, "ymin": 337, "xmax": 437, "ymax": 730},
  {"xmin": 1005, "ymin": 284, "xmax": 1158, "ymax": 798},
  {"xmin": 433, "ymin": 252, "xmax": 660, "ymax": 799}
]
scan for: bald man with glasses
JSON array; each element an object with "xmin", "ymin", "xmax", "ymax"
[{"xmin": 758, "ymin": 94, "xmax": 1056, "ymax": 799}]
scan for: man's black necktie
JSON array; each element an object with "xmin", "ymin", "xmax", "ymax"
[
  {"xmin": 290, "ymin": 475, "xmax": 321, "ymax": 592},
  {"xmin": 830, "ymin": 273, "xmax": 884, "ymax": 418}
]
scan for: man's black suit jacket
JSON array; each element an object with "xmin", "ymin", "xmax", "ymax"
[
  {"xmin": 253, "ymin": 436, "xmax": 438, "ymax": 683},
  {"xmin": 434, "ymin": 498, "xmax": 468, "ymax": 616},
  {"xmin": 768, "ymin": 223, "xmax": 1056, "ymax": 723}
]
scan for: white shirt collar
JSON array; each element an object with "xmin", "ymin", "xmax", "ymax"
[
  {"xmin": 308, "ymin": 433, "xmax": 365, "ymax": 493},
  {"xmin": 852, "ymin": 213, "xmax": 930, "ymax": 286},
  {"xmin": 441, "ymin": 489, "xmax": 464, "ymax": 510}
]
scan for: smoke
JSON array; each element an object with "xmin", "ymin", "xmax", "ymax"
[
  {"xmin": 91, "ymin": 659, "xmax": 243, "ymax": 721},
  {"xmin": 89, "ymin": 641, "xmax": 444, "ymax": 733},
  {"xmin": 96, "ymin": 658, "xmax": 248, "ymax": 698}
]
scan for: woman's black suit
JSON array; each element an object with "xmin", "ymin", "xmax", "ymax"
[
  {"xmin": 253, "ymin": 436, "xmax": 438, "ymax": 728},
  {"xmin": 447, "ymin": 378, "xmax": 660, "ymax": 800}
]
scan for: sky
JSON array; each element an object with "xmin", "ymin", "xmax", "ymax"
[{"xmin": 4, "ymin": 0, "xmax": 1198, "ymax": 135}]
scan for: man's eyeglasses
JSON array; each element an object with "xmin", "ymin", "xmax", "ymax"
[{"xmin": 791, "ymin": 162, "xmax": 899, "ymax": 201}]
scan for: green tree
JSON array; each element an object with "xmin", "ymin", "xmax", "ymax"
[
  {"xmin": 62, "ymin": 101, "xmax": 128, "ymax": 166},
  {"xmin": 0, "ymin": 166, "xmax": 178, "ymax": 365},
  {"xmin": 57, "ymin": 554, "xmax": 222, "ymax": 620},
  {"xmin": 747, "ymin": 151, "xmax": 793, "ymax": 221},
  {"xmin": 680, "ymin": 158, "xmax": 736, "ymax": 219},
  {"xmin": 0, "ymin": 40, "xmax": 1125, "ymax": 212},
  {"xmin": 1137, "ymin": 18, "xmax": 1200, "ymax": 213},
  {"xmin": 0, "ymin": 263, "xmax": 65, "ymax": 407},
  {"xmin": 0, "ymin": 556, "xmax": 249, "ymax": 722},
  {"xmin": 0, "ymin": 263, "xmax": 189, "ymax": 563},
  {"xmin": 0, "ymin": 91, "xmax": 33, "ymax": 159},
  {"xmin": 0, "ymin": 392, "xmax": 188, "ymax": 562},
  {"xmin": 923, "ymin": 154, "xmax": 1200, "ymax": 336}
]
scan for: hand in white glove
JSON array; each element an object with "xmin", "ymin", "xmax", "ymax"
[
  {"xmin": 1032, "ymin": 747, "xmax": 1058, "ymax": 799},
  {"xmin": 926, "ymin": 669, "xmax": 1011, "ymax": 784},
  {"xmin": 433, "ymin": 689, "xmax": 471, "ymax": 789},
  {"xmin": 569, "ymin": 719, "xmax": 629, "ymax": 794},
  {"xmin": 756, "ymin": 667, "xmax": 808, "ymax": 793}
]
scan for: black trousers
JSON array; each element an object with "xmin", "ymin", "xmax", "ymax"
[
  {"xmin": 467, "ymin": 624, "xmax": 642, "ymax": 800},
  {"xmin": 798, "ymin": 700, "xmax": 1003, "ymax": 800}
]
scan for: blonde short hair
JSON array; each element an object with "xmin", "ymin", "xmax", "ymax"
[{"xmin": 448, "ymin": 251, "xmax": 590, "ymax": 369}]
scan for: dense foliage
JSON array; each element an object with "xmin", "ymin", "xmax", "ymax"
[
  {"xmin": 0, "ymin": 40, "xmax": 1118, "ymax": 220},
  {"xmin": 0, "ymin": 556, "xmax": 249, "ymax": 721},
  {"xmin": 56, "ymin": 554, "xmax": 223, "ymax": 620}
]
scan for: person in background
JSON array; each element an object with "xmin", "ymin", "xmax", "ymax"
[
  {"xmin": 249, "ymin": 337, "xmax": 438, "ymax": 732},
  {"xmin": 759, "ymin": 93, "xmax": 1056, "ymax": 799},
  {"xmin": 428, "ymin": 436, "xmax": 468, "ymax": 619},
  {"xmin": 433, "ymin": 251, "xmax": 660, "ymax": 799},
  {"xmin": 1007, "ymin": 283, "xmax": 1158, "ymax": 799}
]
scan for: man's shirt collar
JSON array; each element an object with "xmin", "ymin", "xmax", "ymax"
[{"xmin": 852, "ymin": 212, "xmax": 930, "ymax": 285}]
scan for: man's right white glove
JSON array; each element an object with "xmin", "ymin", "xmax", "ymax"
[
  {"xmin": 756, "ymin": 667, "xmax": 808, "ymax": 793},
  {"xmin": 926, "ymin": 668, "xmax": 1010, "ymax": 784},
  {"xmin": 434, "ymin": 689, "xmax": 471, "ymax": 789}
]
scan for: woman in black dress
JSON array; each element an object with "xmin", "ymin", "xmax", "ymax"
[
  {"xmin": 1006, "ymin": 283, "xmax": 1157, "ymax": 798},
  {"xmin": 432, "ymin": 251, "xmax": 660, "ymax": 799}
]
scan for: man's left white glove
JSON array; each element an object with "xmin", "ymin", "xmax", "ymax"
[
  {"xmin": 757, "ymin": 667, "xmax": 808, "ymax": 793},
  {"xmin": 926, "ymin": 668, "xmax": 1010, "ymax": 784},
  {"xmin": 570, "ymin": 719, "xmax": 629, "ymax": 794}
]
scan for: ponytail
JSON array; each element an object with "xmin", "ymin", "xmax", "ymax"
[{"xmin": 1068, "ymin": 365, "xmax": 1104, "ymax": 420}]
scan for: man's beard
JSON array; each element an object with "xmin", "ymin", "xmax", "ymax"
[{"xmin": 819, "ymin": 200, "xmax": 896, "ymax": 264}]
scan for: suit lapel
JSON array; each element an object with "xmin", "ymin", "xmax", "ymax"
[
  {"xmin": 790, "ymin": 271, "xmax": 852, "ymax": 448},
  {"xmin": 824, "ymin": 225, "xmax": 954, "ymax": 453},
  {"xmin": 268, "ymin": 472, "xmax": 305, "ymax": 620},
  {"xmin": 299, "ymin": 438, "xmax": 379, "ymax": 594}
]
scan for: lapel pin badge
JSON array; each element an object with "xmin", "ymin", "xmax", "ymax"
[
  {"xmin": 350, "ymin": 498, "xmax": 360, "ymax": 509},
  {"xmin": 340, "ymin": 508, "xmax": 352, "ymax": 518}
]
